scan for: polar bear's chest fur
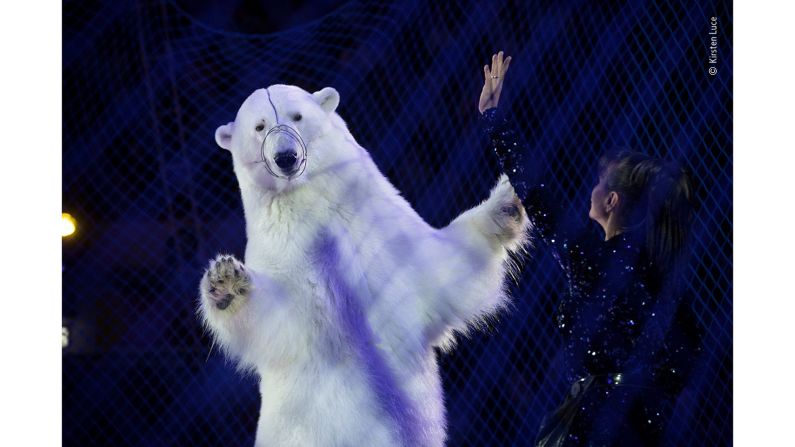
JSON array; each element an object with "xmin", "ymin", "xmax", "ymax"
[{"xmin": 237, "ymin": 186, "xmax": 444, "ymax": 446}]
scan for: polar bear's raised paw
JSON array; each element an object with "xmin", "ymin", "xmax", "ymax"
[
  {"xmin": 487, "ymin": 175, "xmax": 528, "ymax": 247},
  {"xmin": 201, "ymin": 254, "xmax": 251, "ymax": 310}
]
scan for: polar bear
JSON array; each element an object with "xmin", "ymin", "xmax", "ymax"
[{"xmin": 199, "ymin": 84, "xmax": 529, "ymax": 446}]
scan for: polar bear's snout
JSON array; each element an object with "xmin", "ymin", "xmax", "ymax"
[
  {"xmin": 274, "ymin": 149, "xmax": 299, "ymax": 172},
  {"xmin": 261, "ymin": 123, "xmax": 307, "ymax": 179}
]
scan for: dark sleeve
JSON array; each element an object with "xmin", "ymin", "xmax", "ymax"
[{"xmin": 478, "ymin": 107, "xmax": 571, "ymax": 264}]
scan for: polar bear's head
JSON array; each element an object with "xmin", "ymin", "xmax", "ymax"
[{"xmin": 215, "ymin": 84, "xmax": 353, "ymax": 193}]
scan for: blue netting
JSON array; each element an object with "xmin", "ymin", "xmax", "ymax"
[{"xmin": 62, "ymin": 0, "xmax": 732, "ymax": 445}]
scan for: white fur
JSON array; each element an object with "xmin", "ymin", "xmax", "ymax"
[{"xmin": 200, "ymin": 84, "xmax": 529, "ymax": 446}]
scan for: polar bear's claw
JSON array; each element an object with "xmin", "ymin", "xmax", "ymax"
[{"xmin": 202, "ymin": 254, "xmax": 251, "ymax": 311}]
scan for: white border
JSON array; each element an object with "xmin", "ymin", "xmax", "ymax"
[
  {"xmin": 0, "ymin": 1, "xmax": 62, "ymax": 445},
  {"xmin": 734, "ymin": 0, "xmax": 795, "ymax": 444}
]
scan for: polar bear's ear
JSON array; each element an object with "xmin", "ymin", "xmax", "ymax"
[
  {"xmin": 215, "ymin": 122, "xmax": 234, "ymax": 151},
  {"xmin": 313, "ymin": 87, "xmax": 340, "ymax": 113}
]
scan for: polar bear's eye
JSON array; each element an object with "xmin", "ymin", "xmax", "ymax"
[
  {"xmin": 255, "ymin": 123, "xmax": 265, "ymax": 132},
  {"xmin": 291, "ymin": 113, "xmax": 302, "ymax": 122}
]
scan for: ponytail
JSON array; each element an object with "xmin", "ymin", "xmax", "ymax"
[{"xmin": 642, "ymin": 161, "xmax": 693, "ymax": 275}]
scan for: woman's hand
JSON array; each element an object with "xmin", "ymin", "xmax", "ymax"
[{"xmin": 478, "ymin": 50, "xmax": 512, "ymax": 114}]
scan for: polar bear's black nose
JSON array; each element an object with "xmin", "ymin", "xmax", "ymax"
[{"xmin": 274, "ymin": 150, "xmax": 298, "ymax": 171}]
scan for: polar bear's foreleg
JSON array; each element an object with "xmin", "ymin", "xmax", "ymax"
[
  {"xmin": 198, "ymin": 254, "xmax": 256, "ymax": 358},
  {"xmin": 423, "ymin": 175, "xmax": 529, "ymax": 342}
]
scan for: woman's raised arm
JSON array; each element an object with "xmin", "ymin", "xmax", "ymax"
[{"xmin": 477, "ymin": 51, "xmax": 572, "ymax": 267}]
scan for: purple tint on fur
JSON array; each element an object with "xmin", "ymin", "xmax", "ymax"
[{"xmin": 311, "ymin": 232, "xmax": 422, "ymax": 446}]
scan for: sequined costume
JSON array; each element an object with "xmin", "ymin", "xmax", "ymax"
[{"xmin": 479, "ymin": 108, "xmax": 702, "ymax": 446}]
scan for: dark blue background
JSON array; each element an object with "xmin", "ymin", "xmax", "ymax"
[{"xmin": 63, "ymin": 0, "xmax": 732, "ymax": 445}]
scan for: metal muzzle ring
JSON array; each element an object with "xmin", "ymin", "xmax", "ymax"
[{"xmin": 260, "ymin": 124, "xmax": 308, "ymax": 179}]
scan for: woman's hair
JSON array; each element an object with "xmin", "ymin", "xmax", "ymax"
[{"xmin": 598, "ymin": 150, "xmax": 694, "ymax": 276}]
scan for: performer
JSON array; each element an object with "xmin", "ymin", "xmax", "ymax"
[{"xmin": 478, "ymin": 51, "xmax": 702, "ymax": 446}]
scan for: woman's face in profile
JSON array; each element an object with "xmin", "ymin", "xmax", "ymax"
[{"xmin": 589, "ymin": 172, "xmax": 610, "ymax": 227}]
